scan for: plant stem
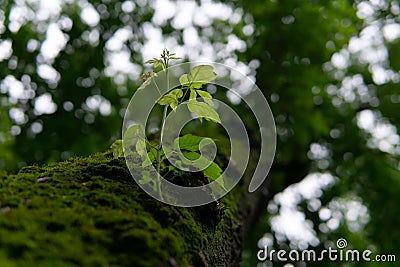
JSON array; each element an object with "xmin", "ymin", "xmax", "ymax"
[
  {"xmin": 156, "ymin": 104, "xmax": 168, "ymax": 173},
  {"xmin": 156, "ymin": 68, "xmax": 169, "ymax": 202}
]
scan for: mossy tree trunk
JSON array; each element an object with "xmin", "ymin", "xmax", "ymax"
[{"xmin": 0, "ymin": 149, "xmax": 275, "ymax": 266}]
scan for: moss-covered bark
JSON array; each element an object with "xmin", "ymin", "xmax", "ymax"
[{"xmin": 0, "ymin": 149, "xmax": 265, "ymax": 266}]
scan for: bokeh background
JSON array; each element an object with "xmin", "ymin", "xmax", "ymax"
[{"xmin": 0, "ymin": 0, "xmax": 399, "ymax": 266}]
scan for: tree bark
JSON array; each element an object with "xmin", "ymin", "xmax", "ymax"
[{"xmin": 0, "ymin": 149, "xmax": 282, "ymax": 266}]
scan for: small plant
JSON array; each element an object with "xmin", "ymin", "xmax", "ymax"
[{"xmin": 113, "ymin": 49, "xmax": 226, "ymax": 200}]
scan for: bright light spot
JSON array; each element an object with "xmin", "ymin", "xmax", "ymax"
[
  {"xmin": 171, "ymin": 1, "xmax": 196, "ymax": 29},
  {"xmin": 0, "ymin": 10, "xmax": 6, "ymax": 34},
  {"xmin": 34, "ymin": 93, "xmax": 57, "ymax": 115},
  {"xmin": 327, "ymin": 218, "xmax": 340, "ymax": 230},
  {"xmin": 141, "ymin": 22, "xmax": 164, "ymax": 60},
  {"xmin": 258, "ymin": 233, "xmax": 274, "ymax": 248},
  {"xmin": 37, "ymin": 0, "xmax": 62, "ymax": 21},
  {"xmin": 193, "ymin": 9, "xmax": 211, "ymax": 27},
  {"xmin": 269, "ymin": 173, "xmax": 335, "ymax": 249},
  {"xmin": 104, "ymin": 51, "xmax": 141, "ymax": 80},
  {"xmin": 37, "ymin": 64, "xmax": 60, "ymax": 82},
  {"xmin": 226, "ymin": 91, "xmax": 241, "ymax": 105},
  {"xmin": 27, "ymin": 39, "xmax": 40, "ymax": 52},
  {"xmin": 63, "ymin": 101, "xmax": 74, "ymax": 111},
  {"xmin": 370, "ymin": 64, "xmax": 389, "ymax": 85},
  {"xmin": 80, "ymin": 4, "xmax": 100, "ymax": 27},
  {"xmin": 327, "ymin": 197, "xmax": 370, "ymax": 233},
  {"xmin": 10, "ymin": 125, "xmax": 21, "ymax": 136},
  {"xmin": 105, "ymin": 27, "xmax": 133, "ymax": 51},
  {"xmin": 357, "ymin": 2, "xmax": 375, "ymax": 19},
  {"xmin": 121, "ymin": 1, "xmax": 135, "ymax": 13},
  {"xmin": 0, "ymin": 39, "xmax": 12, "ymax": 61},
  {"xmin": 31, "ymin": 121, "xmax": 43, "ymax": 134},
  {"xmin": 357, "ymin": 109, "xmax": 375, "ymax": 131},
  {"xmin": 99, "ymin": 101, "xmax": 111, "ymax": 116},
  {"xmin": 271, "ymin": 207, "xmax": 319, "ymax": 249},
  {"xmin": 357, "ymin": 110, "xmax": 400, "ymax": 154},
  {"xmin": 9, "ymin": 108, "xmax": 28, "ymax": 125},
  {"xmin": 183, "ymin": 27, "xmax": 199, "ymax": 47},
  {"xmin": 84, "ymin": 95, "xmax": 112, "ymax": 116},
  {"xmin": 40, "ymin": 23, "xmax": 68, "ymax": 60},
  {"xmin": 1, "ymin": 75, "xmax": 24, "ymax": 99},
  {"xmin": 331, "ymin": 51, "xmax": 349, "ymax": 69},
  {"xmin": 383, "ymin": 23, "xmax": 400, "ymax": 42},
  {"xmin": 152, "ymin": 0, "xmax": 176, "ymax": 26},
  {"xmin": 308, "ymin": 143, "xmax": 330, "ymax": 160},
  {"xmin": 8, "ymin": 5, "xmax": 33, "ymax": 33},
  {"xmin": 58, "ymin": 16, "xmax": 73, "ymax": 31},
  {"xmin": 242, "ymin": 24, "xmax": 254, "ymax": 36},
  {"xmin": 202, "ymin": 2, "xmax": 232, "ymax": 20},
  {"xmin": 319, "ymin": 207, "xmax": 331, "ymax": 221},
  {"xmin": 282, "ymin": 15, "xmax": 295, "ymax": 24},
  {"xmin": 227, "ymin": 34, "xmax": 246, "ymax": 53}
]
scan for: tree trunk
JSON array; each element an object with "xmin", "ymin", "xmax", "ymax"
[{"xmin": 0, "ymin": 149, "xmax": 275, "ymax": 266}]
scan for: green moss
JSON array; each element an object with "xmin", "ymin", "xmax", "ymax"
[{"xmin": 0, "ymin": 150, "xmax": 240, "ymax": 266}]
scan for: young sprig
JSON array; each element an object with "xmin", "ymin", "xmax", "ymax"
[
  {"xmin": 115, "ymin": 49, "xmax": 227, "ymax": 197},
  {"xmin": 145, "ymin": 48, "xmax": 180, "ymax": 71}
]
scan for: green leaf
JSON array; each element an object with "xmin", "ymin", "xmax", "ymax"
[
  {"xmin": 142, "ymin": 148, "xmax": 157, "ymax": 167},
  {"xmin": 157, "ymin": 89, "xmax": 183, "ymax": 110},
  {"xmin": 158, "ymin": 95, "xmax": 177, "ymax": 106},
  {"xmin": 183, "ymin": 151, "xmax": 209, "ymax": 166},
  {"xmin": 173, "ymin": 134, "xmax": 214, "ymax": 152},
  {"xmin": 196, "ymin": 90, "xmax": 214, "ymax": 106},
  {"xmin": 145, "ymin": 58, "xmax": 163, "ymax": 69},
  {"xmin": 183, "ymin": 151, "xmax": 226, "ymax": 191},
  {"xmin": 139, "ymin": 170, "xmax": 157, "ymax": 191},
  {"xmin": 189, "ymin": 89, "xmax": 197, "ymax": 100},
  {"xmin": 123, "ymin": 125, "xmax": 143, "ymax": 140},
  {"xmin": 203, "ymin": 162, "xmax": 226, "ymax": 192},
  {"xmin": 110, "ymin": 139, "xmax": 124, "ymax": 158},
  {"xmin": 169, "ymin": 88, "xmax": 184, "ymax": 98},
  {"xmin": 179, "ymin": 65, "xmax": 217, "ymax": 89},
  {"xmin": 187, "ymin": 99, "xmax": 221, "ymax": 123},
  {"xmin": 136, "ymin": 138, "xmax": 147, "ymax": 158},
  {"xmin": 170, "ymin": 101, "xmax": 178, "ymax": 111},
  {"xmin": 123, "ymin": 124, "xmax": 149, "ymax": 161}
]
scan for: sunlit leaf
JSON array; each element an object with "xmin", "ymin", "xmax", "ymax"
[
  {"xmin": 179, "ymin": 65, "xmax": 217, "ymax": 89},
  {"xmin": 157, "ymin": 95, "xmax": 176, "ymax": 105},
  {"xmin": 190, "ymin": 89, "xmax": 197, "ymax": 100},
  {"xmin": 169, "ymin": 88, "xmax": 183, "ymax": 98},
  {"xmin": 157, "ymin": 89, "xmax": 183, "ymax": 110},
  {"xmin": 196, "ymin": 90, "xmax": 214, "ymax": 106},
  {"xmin": 187, "ymin": 99, "xmax": 221, "ymax": 123}
]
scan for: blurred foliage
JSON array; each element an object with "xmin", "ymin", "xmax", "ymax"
[
  {"xmin": 0, "ymin": 0, "xmax": 399, "ymax": 266},
  {"xmin": 236, "ymin": 0, "xmax": 400, "ymax": 266}
]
